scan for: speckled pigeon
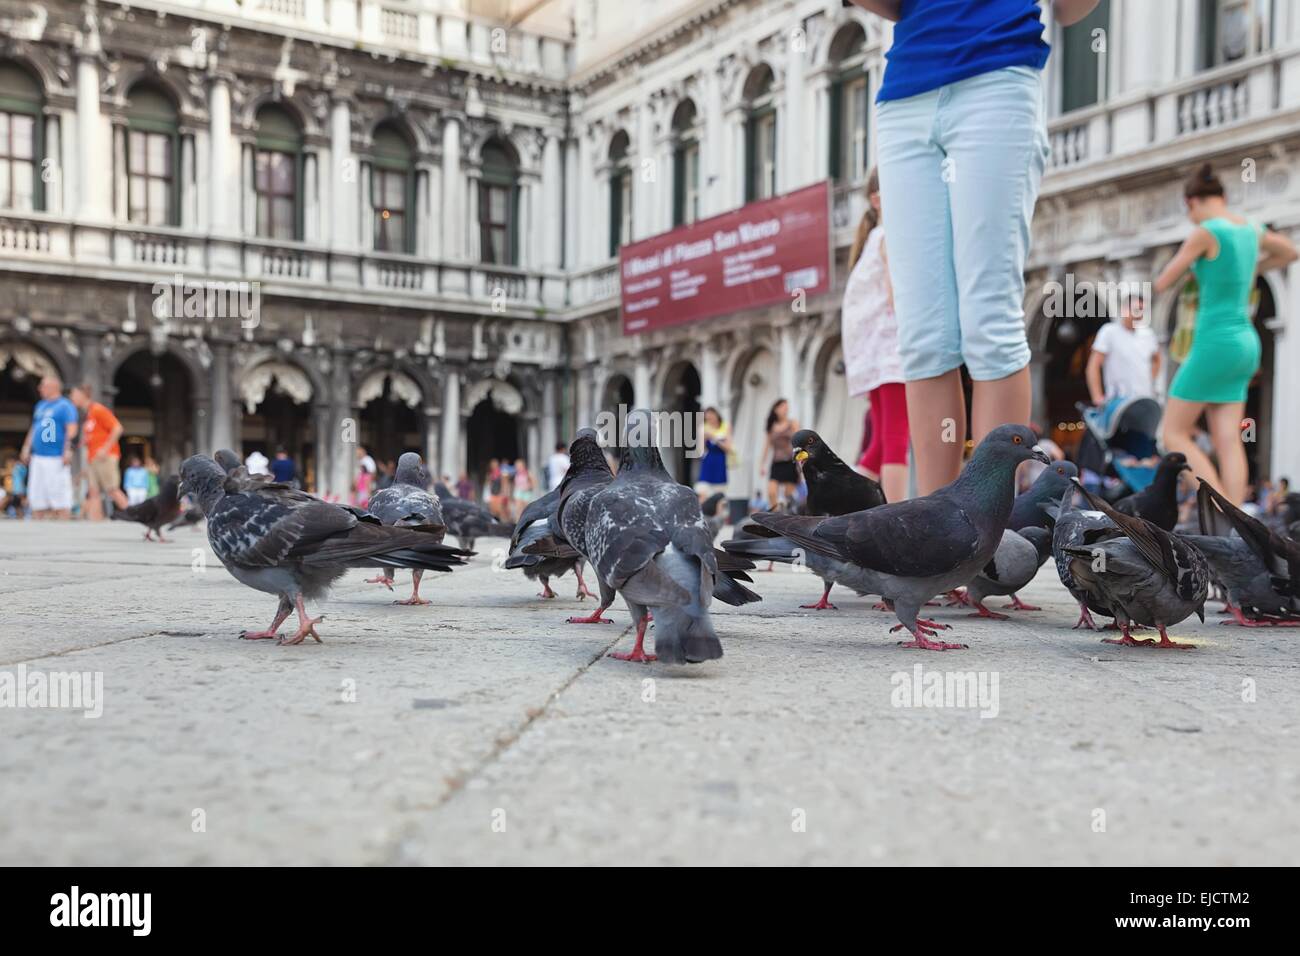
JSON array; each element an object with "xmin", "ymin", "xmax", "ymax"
[
  {"xmin": 1062, "ymin": 480, "xmax": 1209, "ymax": 648},
  {"xmin": 111, "ymin": 475, "xmax": 181, "ymax": 542},
  {"xmin": 1047, "ymin": 484, "xmax": 1121, "ymax": 630},
  {"xmin": 363, "ymin": 452, "xmax": 449, "ymax": 606},
  {"xmin": 180, "ymin": 454, "xmax": 469, "ymax": 645},
  {"xmin": 751, "ymin": 425, "xmax": 1049, "ymax": 650},
  {"xmin": 432, "ymin": 487, "xmax": 514, "ymax": 552}
]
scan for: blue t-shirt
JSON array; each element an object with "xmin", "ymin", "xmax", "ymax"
[
  {"xmin": 878, "ymin": 0, "xmax": 1050, "ymax": 102},
  {"xmin": 270, "ymin": 457, "xmax": 296, "ymax": 483},
  {"xmin": 30, "ymin": 396, "xmax": 78, "ymax": 457},
  {"xmin": 123, "ymin": 466, "xmax": 150, "ymax": 490}
]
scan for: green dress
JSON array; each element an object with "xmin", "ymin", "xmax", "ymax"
[{"xmin": 1168, "ymin": 217, "xmax": 1262, "ymax": 404}]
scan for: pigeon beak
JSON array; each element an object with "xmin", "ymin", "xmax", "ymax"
[
  {"xmin": 794, "ymin": 449, "xmax": 809, "ymax": 463},
  {"xmin": 1030, "ymin": 445, "xmax": 1052, "ymax": 465}
]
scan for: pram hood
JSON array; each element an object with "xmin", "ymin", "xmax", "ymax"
[{"xmin": 1082, "ymin": 396, "xmax": 1162, "ymax": 443}]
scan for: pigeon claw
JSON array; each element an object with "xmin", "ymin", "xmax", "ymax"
[
  {"xmin": 1072, "ymin": 605, "xmax": 1099, "ymax": 630},
  {"xmin": 608, "ymin": 648, "xmax": 657, "ymax": 662},
  {"xmin": 1002, "ymin": 594, "xmax": 1041, "ymax": 611},
  {"xmin": 393, "ymin": 596, "xmax": 432, "ymax": 606},
  {"xmin": 537, "ymin": 584, "xmax": 557, "ymax": 599},
  {"xmin": 567, "ymin": 608, "xmax": 614, "ymax": 624},
  {"xmin": 892, "ymin": 624, "xmax": 968, "ymax": 651},
  {"xmin": 944, "ymin": 589, "xmax": 971, "ymax": 607},
  {"xmin": 913, "ymin": 617, "xmax": 951, "ymax": 630},
  {"xmin": 799, "ymin": 597, "xmax": 838, "ymax": 610},
  {"xmin": 280, "ymin": 614, "xmax": 324, "ymax": 646},
  {"xmin": 239, "ymin": 629, "xmax": 282, "ymax": 641},
  {"xmin": 364, "ymin": 574, "xmax": 395, "ymax": 591},
  {"xmin": 969, "ymin": 602, "xmax": 1009, "ymax": 621},
  {"xmin": 1101, "ymin": 634, "xmax": 1154, "ymax": 647}
]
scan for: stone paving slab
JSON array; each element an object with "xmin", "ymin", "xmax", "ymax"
[{"xmin": 1, "ymin": 521, "xmax": 1296, "ymax": 865}]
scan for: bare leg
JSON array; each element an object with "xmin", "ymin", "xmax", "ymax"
[
  {"xmin": 1204, "ymin": 401, "xmax": 1249, "ymax": 505},
  {"xmin": 394, "ymin": 569, "xmax": 431, "ymax": 606},
  {"xmin": 241, "ymin": 596, "xmax": 293, "ymax": 640},
  {"xmin": 880, "ymin": 463, "xmax": 908, "ymax": 504},
  {"xmin": 905, "ymin": 371, "xmax": 966, "ymax": 495},
  {"xmin": 280, "ymin": 594, "xmax": 324, "ymax": 645},
  {"xmin": 970, "ymin": 366, "xmax": 1031, "ymax": 444},
  {"xmin": 1161, "ymin": 396, "xmax": 1223, "ymax": 496}
]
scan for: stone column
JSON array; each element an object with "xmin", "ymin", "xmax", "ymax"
[
  {"xmin": 75, "ymin": 53, "xmax": 109, "ymax": 222},
  {"xmin": 208, "ymin": 77, "xmax": 234, "ymax": 235},
  {"xmin": 442, "ymin": 118, "xmax": 463, "ymax": 260},
  {"xmin": 540, "ymin": 134, "xmax": 563, "ymax": 270},
  {"xmin": 562, "ymin": 136, "xmax": 579, "ymax": 269},
  {"xmin": 209, "ymin": 342, "xmax": 235, "ymax": 453},
  {"xmin": 784, "ymin": 35, "xmax": 805, "ymax": 192},
  {"xmin": 698, "ymin": 339, "xmax": 721, "ymax": 410},
  {"xmin": 328, "ymin": 351, "xmax": 353, "ymax": 500},
  {"xmin": 633, "ymin": 358, "xmax": 652, "ymax": 409},
  {"xmin": 423, "ymin": 405, "xmax": 441, "ymax": 478},
  {"xmin": 778, "ymin": 324, "xmax": 799, "ymax": 420},
  {"xmin": 439, "ymin": 367, "xmax": 461, "ymax": 480},
  {"xmin": 76, "ymin": 330, "xmax": 103, "ymax": 399},
  {"xmin": 331, "ymin": 98, "xmax": 356, "ymax": 250},
  {"xmin": 540, "ymin": 375, "xmax": 558, "ymax": 466},
  {"xmin": 313, "ymin": 403, "xmax": 333, "ymax": 496}
]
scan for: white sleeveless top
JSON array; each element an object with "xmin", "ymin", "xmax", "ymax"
[{"xmin": 840, "ymin": 227, "xmax": 904, "ymax": 397}]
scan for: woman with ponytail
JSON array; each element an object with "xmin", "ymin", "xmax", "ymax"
[
  {"xmin": 1155, "ymin": 162, "xmax": 1297, "ymax": 504},
  {"xmin": 841, "ymin": 167, "xmax": 909, "ymax": 502}
]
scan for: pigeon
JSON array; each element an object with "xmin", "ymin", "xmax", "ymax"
[
  {"xmin": 1111, "ymin": 452, "xmax": 1190, "ymax": 530},
  {"xmin": 1009, "ymin": 459, "xmax": 1079, "ymax": 532},
  {"xmin": 1181, "ymin": 479, "xmax": 1300, "ymax": 626},
  {"xmin": 179, "ymin": 454, "xmax": 469, "ymax": 645},
  {"xmin": 700, "ymin": 491, "xmax": 728, "ymax": 540},
  {"xmin": 434, "ymin": 489, "xmax": 515, "ymax": 552},
  {"xmin": 722, "ymin": 518, "xmax": 886, "ymax": 603},
  {"xmin": 214, "ymin": 448, "xmax": 376, "ymax": 522},
  {"xmin": 557, "ymin": 409, "xmax": 731, "ymax": 663},
  {"xmin": 1047, "ymin": 484, "xmax": 1122, "ymax": 630},
  {"xmin": 504, "ymin": 429, "xmax": 599, "ymax": 601},
  {"xmin": 111, "ymin": 475, "xmax": 182, "ymax": 542},
  {"xmin": 750, "ymin": 424, "xmax": 1049, "ymax": 650},
  {"xmin": 962, "ymin": 527, "xmax": 1053, "ymax": 618},
  {"xmin": 1061, "ymin": 480, "xmax": 1209, "ymax": 648},
  {"xmin": 363, "ymin": 452, "xmax": 449, "ymax": 606},
  {"xmin": 788, "ymin": 428, "xmax": 888, "ymax": 610}
]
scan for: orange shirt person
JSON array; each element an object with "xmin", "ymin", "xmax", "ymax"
[{"xmin": 70, "ymin": 383, "xmax": 129, "ymax": 517}]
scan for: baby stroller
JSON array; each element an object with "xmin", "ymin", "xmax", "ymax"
[{"xmin": 1075, "ymin": 396, "xmax": 1163, "ymax": 495}]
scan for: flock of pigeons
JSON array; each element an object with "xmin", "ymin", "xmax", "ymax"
[{"xmin": 105, "ymin": 407, "xmax": 1300, "ymax": 660}]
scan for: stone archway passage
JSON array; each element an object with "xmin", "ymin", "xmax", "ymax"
[
  {"xmin": 660, "ymin": 360, "xmax": 701, "ymax": 486},
  {"xmin": 0, "ymin": 343, "xmax": 59, "ymax": 457},
  {"xmin": 466, "ymin": 396, "xmax": 521, "ymax": 495},
  {"xmin": 238, "ymin": 362, "xmax": 315, "ymax": 489},
  {"xmin": 357, "ymin": 369, "xmax": 424, "ymax": 471},
  {"xmin": 112, "ymin": 350, "xmax": 196, "ymax": 475}
]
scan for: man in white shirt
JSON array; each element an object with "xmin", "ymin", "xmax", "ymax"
[
  {"xmin": 546, "ymin": 443, "xmax": 570, "ymax": 491},
  {"xmin": 1086, "ymin": 300, "xmax": 1161, "ymax": 405}
]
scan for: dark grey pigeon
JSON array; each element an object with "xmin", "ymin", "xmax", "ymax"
[
  {"xmin": 963, "ymin": 527, "xmax": 1052, "ymax": 618},
  {"xmin": 166, "ymin": 505, "xmax": 204, "ymax": 531},
  {"xmin": 1048, "ymin": 484, "xmax": 1122, "ymax": 630},
  {"xmin": 432, "ymin": 488, "xmax": 514, "ymax": 552},
  {"xmin": 1111, "ymin": 452, "xmax": 1190, "ymax": 531},
  {"xmin": 213, "ymin": 448, "xmax": 376, "ymax": 523},
  {"xmin": 504, "ymin": 429, "xmax": 598, "ymax": 601},
  {"xmin": 723, "ymin": 518, "xmax": 887, "ymax": 602},
  {"xmin": 111, "ymin": 475, "xmax": 182, "ymax": 541},
  {"xmin": 1181, "ymin": 479, "xmax": 1300, "ymax": 626},
  {"xmin": 1009, "ymin": 459, "xmax": 1078, "ymax": 532},
  {"xmin": 363, "ymin": 452, "xmax": 448, "ymax": 606},
  {"xmin": 1063, "ymin": 480, "xmax": 1209, "ymax": 648},
  {"xmin": 180, "ymin": 455, "xmax": 469, "ymax": 645},
  {"xmin": 562, "ymin": 409, "xmax": 730, "ymax": 664},
  {"xmin": 751, "ymin": 424, "xmax": 1049, "ymax": 650}
]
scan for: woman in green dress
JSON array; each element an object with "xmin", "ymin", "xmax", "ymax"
[{"xmin": 1156, "ymin": 164, "xmax": 1297, "ymax": 505}]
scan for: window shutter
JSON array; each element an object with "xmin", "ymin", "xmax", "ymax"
[
  {"xmin": 829, "ymin": 79, "xmax": 843, "ymax": 182},
  {"xmin": 672, "ymin": 147, "xmax": 686, "ymax": 227},
  {"xmin": 744, "ymin": 115, "xmax": 756, "ymax": 202},
  {"xmin": 511, "ymin": 182, "xmax": 520, "ymax": 265}
]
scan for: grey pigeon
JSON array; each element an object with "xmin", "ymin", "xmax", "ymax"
[
  {"xmin": 750, "ymin": 425, "xmax": 1049, "ymax": 650},
  {"xmin": 1062, "ymin": 480, "xmax": 1209, "ymax": 648},
  {"xmin": 559, "ymin": 409, "xmax": 730, "ymax": 664},
  {"xmin": 1048, "ymin": 485, "xmax": 1122, "ymax": 630},
  {"xmin": 179, "ymin": 454, "xmax": 469, "ymax": 645},
  {"xmin": 363, "ymin": 452, "xmax": 448, "ymax": 606},
  {"xmin": 963, "ymin": 526, "xmax": 1053, "ymax": 618},
  {"xmin": 504, "ymin": 429, "xmax": 598, "ymax": 601},
  {"xmin": 700, "ymin": 491, "xmax": 728, "ymax": 540},
  {"xmin": 722, "ymin": 518, "xmax": 886, "ymax": 601},
  {"xmin": 1009, "ymin": 459, "xmax": 1078, "ymax": 532},
  {"xmin": 1181, "ymin": 479, "xmax": 1300, "ymax": 626},
  {"xmin": 111, "ymin": 475, "xmax": 181, "ymax": 541},
  {"xmin": 166, "ymin": 505, "xmax": 205, "ymax": 531},
  {"xmin": 433, "ymin": 488, "xmax": 514, "ymax": 551}
]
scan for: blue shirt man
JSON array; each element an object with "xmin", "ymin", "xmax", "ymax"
[{"xmin": 31, "ymin": 393, "xmax": 78, "ymax": 457}]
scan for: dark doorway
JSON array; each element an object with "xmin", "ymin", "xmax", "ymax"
[
  {"xmin": 112, "ymin": 351, "xmax": 195, "ymax": 474},
  {"xmin": 241, "ymin": 389, "xmax": 314, "ymax": 490},
  {"xmin": 0, "ymin": 351, "xmax": 41, "ymax": 460},
  {"xmin": 662, "ymin": 361, "xmax": 701, "ymax": 485},
  {"xmin": 360, "ymin": 376, "xmax": 423, "ymax": 470},
  {"xmin": 466, "ymin": 397, "xmax": 520, "ymax": 489}
]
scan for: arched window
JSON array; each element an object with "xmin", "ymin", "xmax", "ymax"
[
  {"xmin": 125, "ymin": 83, "xmax": 180, "ymax": 226},
  {"xmin": 828, "ymin": 25, "xmax": 869, "ymax": 185},
  {"xmin": 744, "ymin": 66, "xmax": 777, "ymax": 202},
  {"xmin": 608, "ymin": 130, "xmax": 632, "ymax": 256},
  {"xmin": 671, "ymin": 100, "xmax": 700, "ymax": 227},
  {"xmin": 371, "ymin": 123, "xmax": 414, "ymax": 253},
  {"xmin": 0, "ymin": 60, "xmax": 43, "ymax": 211},
  {"xmin": 478, "ymin": 140, "xmax": 518, "ymax": 265},
  {"xmin": 254, "ymin": 104, "xmax": 302, "ymax": 241}
]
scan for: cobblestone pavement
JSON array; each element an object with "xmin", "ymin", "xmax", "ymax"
[{"xmin": 1, "ymin": 520, "xmax": 1296, "ymax": 865}]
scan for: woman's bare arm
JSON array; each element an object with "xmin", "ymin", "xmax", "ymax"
[
  {"xmin": 1258, "ymin": 228, "xmax": 1299, "ymax": 274},
  {"xmin": 844, "ymin": 0, "xmax": 901, "ymax": 22},
  {"xmin": 1154, "ymin": 228, "xmax": 1213, "ymax": 294},
  {"xmin": 1052, "ymin": 0, "xmax": 1103, "ymax": 27}
]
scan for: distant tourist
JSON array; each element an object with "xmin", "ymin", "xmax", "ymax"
[
  {"xmin": 122, "ymin": 456, "xmax": 151, "ymax": 506},
  {"xmin": 70, "ymin": 382, "xmax": 129, "ymax": 519},
  {"xmin": 270, "ymin": 448, "xmax": 296, "ymax": 485},
  {"xmin": 695, "ymin": 407, "xmax": 731, "ymax": 504},
  {"xmin": 1086, "ymin": 299, "xmax": 1159, "ymax": 404},
  {"xmin": 758, "ymin": 398, "xmax": 799, "ymax": 509},
  {"xmin": 546, "ymin": 441, "xmax": 570, "ymax": 491},
  {"xmin": 20, "ymin": 375, "xmax": 78, "ymax": 520}
]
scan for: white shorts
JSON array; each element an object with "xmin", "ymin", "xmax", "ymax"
[
  {"xmin": 127, "ymin": 487, "xmax": 149, "ymax": 506},
  {"xmin": 27, "ymin": 455, "xmax": 73, "ymax": 511}
]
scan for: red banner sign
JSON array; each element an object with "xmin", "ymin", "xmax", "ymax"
[{"xmin": 619, "ymin": 180, "xmax": 832, "ymax": 335}]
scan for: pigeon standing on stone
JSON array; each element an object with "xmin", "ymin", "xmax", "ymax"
[
  {"xmin": 788, "ymin": 428, "xmax": 887, "ymax": 610},
  {"xmin": 1181, "ymin": 479, "xmax": 1300, "ymax": 626},
  {"xmin": 1048, "ymin": 484, "xmax": 1121, "ymax": 630},
  {"xmin": 962, "ymin": 527, "xmax": 1053, "ymax": 618},
  {"xmin": 751, "ymin": 425, "xmax": 1049, "ymax": 650},
  {"xmin": 363, "ymin": 452, "xmax": 449, "ymax": 606},
  {"xmin": 434, "ymin": 487, "xmax": 515, "ymax": 552},
  {"xmin": 560, "ymin": 410, "xmax": 730, "ymax": 663},
  {"xmin": 179, "ymin": 455, "xmax": 469, "ymax": 645},
  {"xmin": 166, "ymin": 505, "xmax": 205, "ymax": 532},
  {"xmin": 1062, "ymin": 480, "xmax": 1209, "ymax": 648},
  {"xmin": 1111, "ymin": 452, "xmax": 1190, "ymax": 530},
  {"xmin": 1009, "ymin": 460, "xmax": 1079, "ymax": 532},
  {"xmin": 111, "ymin": 475, "xmax": 182, "ymax": 542}
]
